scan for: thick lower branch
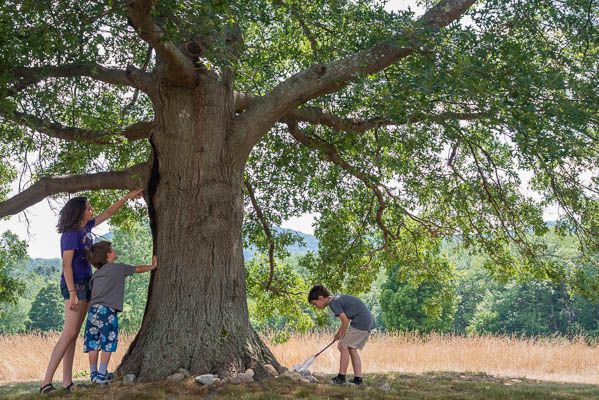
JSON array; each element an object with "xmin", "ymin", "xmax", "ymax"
[
  {"xmin": 4, "ymin": 111, "xmax": 152, "ymax": 144},
  {"xmin": 238, "ymin": 0, "xmax": 475, "ymax": 151},
  {"xmin": 127, "ymin": 0, "xmax": 196, "ymax": 86},
  {"xmin": 10, "ymin": 63, "xmax": 151, "ymax": 94},
  {"xmin": 0, "ymin": 164, "xmax": 148, "ymax": 218}
]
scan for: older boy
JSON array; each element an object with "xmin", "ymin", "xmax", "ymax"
[
  {"xmin": 84, "ymin": 241, "xmax": 157, "ymax": 384},
  {"xmin": 308, "ymin": 285, "xmax": 374, "ymax": 385}
]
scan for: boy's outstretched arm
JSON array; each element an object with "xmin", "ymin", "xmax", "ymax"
[
  {"xmin": 135, "ymin": 255, "xmax": 158, "ymax": 273},
  {"xmin": 334, "ymin": 313, "xmax": 350, "ymax": 341}
]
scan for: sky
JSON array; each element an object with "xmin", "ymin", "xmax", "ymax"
[{"xmin": 0, "ymin": 1, "xmax": 561, "ymax": 259}]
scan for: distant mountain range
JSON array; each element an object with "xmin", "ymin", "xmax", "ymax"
[
  {"xmin": 243, "ymin": 228, "xmax": 319, "ymax": 259},
  {"xmin": 24, "ymin": 221, "xmax": 560, "ymax": 267}
]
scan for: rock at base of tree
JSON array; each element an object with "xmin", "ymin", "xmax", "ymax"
[
  {"xmin": 245, "ymin": 368, "xmax": 255, "ymax": 378},
  {"xmin": 263, "ymin": 364, "xmax": 279, "ymax": 377},
  {"xmin": 380, "ymin": 382, "xmax": 391, "ymax": 392},
  {"xmin": 178, "ymin": 368, "xmax": 191, "ymax": 378},
  {"xmin": 123, "ymin": 374, "xmax": 136, "ymax": 385},
  {"xmin": 195, "ymin": 374, "xmax": 216, "ymax": 386},
  {"xmin": 229, "ymin": 372, "xmax": 254, "ymax": 384},
  {"xmin": 283, "ymin": 370, "xmax": 306, "ymax": 382},
  {"xmin": 312, "ymin": 372, "xmax": 328, "ymax": 381},
  {"xmin": 167, "ymin": 372, "xmax": 185, "ymax": 382}
]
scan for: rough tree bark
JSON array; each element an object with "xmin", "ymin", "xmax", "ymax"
[{"xmin": 117, "ymin": 71, "xmax": 279, "ymax": 381}]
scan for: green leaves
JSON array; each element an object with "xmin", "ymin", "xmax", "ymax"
[{"xmin": 0, "ymin": 231, "xmax": 27, "ymax": 307}]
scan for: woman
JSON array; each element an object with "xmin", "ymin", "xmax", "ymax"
[{"xmin": 39, "ymin": 189, "xmax": 142, "ymax": 394}]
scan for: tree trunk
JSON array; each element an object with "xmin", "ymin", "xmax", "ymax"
[{"xmin": 118, "ymin": 74, "xmax": 279, "ymax": 381}]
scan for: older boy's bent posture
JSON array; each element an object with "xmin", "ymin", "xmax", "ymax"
[
  {"xmin": 308, "ymin": 285, "xmax": 374, "ymax": 385},
  {"xmin": 84, "ymin": 241, "xmax": 157, "ymax": 384}
]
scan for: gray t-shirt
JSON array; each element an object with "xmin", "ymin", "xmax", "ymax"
[
  {"xmin": 90, "ymin": 263, "xmax": 136, "ymax": 312},
  {"xmin": 328, "ymin": 294, "xmax": 374, "ymax": 331}
]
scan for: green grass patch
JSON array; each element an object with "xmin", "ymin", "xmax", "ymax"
[{"xmin": 2, "ymin": 372, "xmax": 599, "ymax": 399}]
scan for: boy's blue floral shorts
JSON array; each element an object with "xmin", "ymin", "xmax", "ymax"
[{"xmin": 83, "ymin": 304, "xmax": 119, "ymax": 353}]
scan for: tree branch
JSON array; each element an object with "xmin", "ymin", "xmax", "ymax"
[
  {"xmin": 286, "ymin": 122, "xmax": 395, "ymax": 248},
  {"xmin": 234, "ymin": 93, "xmax": 487, "ymax": 132},
  {"xmin": 286, "ymin": 107, "xmax": 487, "ymax": 133},
  {"xmin": 127, "ymin": 0, "xmax": 196, "ymax": 86},
  {"xmin": 238, "ymin": 0, "xmax": 475, "ymax": 152},
  {"xmin": 10, "ymin": 63, "xmax": 151, "ymax": 94},
  {"xmin": 4, "ymin": 111, "xmax": 152, "ymax": 144},
  {"xmin": 243, "ymin": 177, "xmax": 276, "ymax": 291},
  {"xmin": 0, "ymin": 164, "xmax": 148, "ymax": 218}
]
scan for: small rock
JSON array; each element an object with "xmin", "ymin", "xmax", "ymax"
[
  {"xmin": 245, "ymin": 368, "xmax": 255, "ymax": 378},
  {"xmin": 237, "ymin": 372, "xmax": 254, "ymax": 384},
  {"xmin": 300, "ymin": 378, "xmax": 311, "ymax": 384},
  {"xmin": 289, "ymin": 372, "xmax": 303, "ymax": 382},
  {"xmin": 381, "ymin": 382, "xmax": 391, "ymax": 392},
  {"xmin": 124, "ymin": 374, "xmax": 136, "ymax": 385},
  {"xmin": 343, "ymin": 382, "xmax": 356, "ymax": 387},
  {"xmin": 178, "ymin": 368, "xmax": 191, "ymax": 378},
  {"xmin": 195, "ymin": 374, "xmax": 215, "ymax": 386},
  {"xmin": 264, "ymin": 364, "xmax": 279, "ymax": 377},
  {"xmin": 167, "ymin": 372, "xmax": 185, "ymax": 382},
  {"xmin": 312, "ymin": 372, "xmax": 328, "ymax": 380}
]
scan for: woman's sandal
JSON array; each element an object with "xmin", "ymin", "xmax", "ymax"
[
  {"xmin": 39, "ymin": 383, "xmax": 55, "ymax": 394},
  {"xmin": 63, "ymin": 382, "xmax": 75, "ymax": 392}
]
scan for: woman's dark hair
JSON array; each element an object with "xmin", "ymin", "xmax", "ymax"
[
  {"xmin": 308, "ymin": 285, "xmax": 330, "ymax": 302},
  {"xmin": 86, "ymin": 241, "xmax": 112, "ymax": 269},
  {"xmin": 57, "ymin": 196, "xmax": 88, "ymax": 233}
]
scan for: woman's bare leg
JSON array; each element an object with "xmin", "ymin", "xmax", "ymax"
[{"xmin": 41, "ymin": 301, "xmax": 87, "ymax": 387}]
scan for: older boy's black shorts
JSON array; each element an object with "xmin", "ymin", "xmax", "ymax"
[{"xmin": 60, "ymin": 279, "xmax": 92, "ymax": 302}]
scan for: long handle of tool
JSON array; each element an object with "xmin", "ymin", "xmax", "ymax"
[{"xmin": 314, "ymin": 340, "xmax": 336, "ymax": 358}]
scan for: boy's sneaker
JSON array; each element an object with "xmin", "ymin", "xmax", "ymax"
[
  {"xmin": 90, "ymin": 371, "xmax": 98, "ymax": 382},
  {"xmin": 330, "ymin": 375, "xmax": 346, "ymax": 385},
  {"xmin": 92, "ymin": 372, "xmax": 110, "ymax": 384},
  {"xmin": 92, "ymin": 371, "xmax": 114, "ymax": 381},
  {"xmin": 350, "ymin": 377, "xmax": 363, "ymax": 385}
]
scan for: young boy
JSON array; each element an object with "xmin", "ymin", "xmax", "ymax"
[
  {"xmin": 84, "ymin": 241, "xmax": 157, "ymax": 384},
  {"xmin": 308, "ymin": 285, "xmax": 374, "ymax": 385}
]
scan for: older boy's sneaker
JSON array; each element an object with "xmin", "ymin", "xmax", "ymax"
[
  {"xmin": 90, "ymin": 371, "xmax": 98, "ymax": 382},
  {"xmin": 92, "ymin": 372, "xmax": 110, "ymax": 384},
  {"xmin": 330, "ymin": 375, "xmax": 346, "ymax": 385},
  {"xmin": 350, "ymin": 377, "xmax": 363, "ymax": 385}
]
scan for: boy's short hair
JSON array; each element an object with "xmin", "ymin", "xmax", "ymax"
[
  {"xmin": 308, "ymin": 285, "xmax": 330, "ymax": 302},
  {"xmin": 86, "ymin": 241, "xmax": 112, "ymax": 269}
]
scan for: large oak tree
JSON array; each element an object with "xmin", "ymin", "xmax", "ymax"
[{"xmin": 0, "ymin": 0, "xmax": 597, "ymax": 380}]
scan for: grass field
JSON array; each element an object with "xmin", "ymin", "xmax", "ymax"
[
  {"xmin": 2, "ymin": 372, "xmax": 599, "ymax": 399},
  {"xmin": 1, "ymin": 332, "xmax": 599, "ymax": 398}
]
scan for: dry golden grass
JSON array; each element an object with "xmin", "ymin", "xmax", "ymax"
[{"xmin": 2, "ymin": 332, "xmax": 599, "ymax": 385}]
